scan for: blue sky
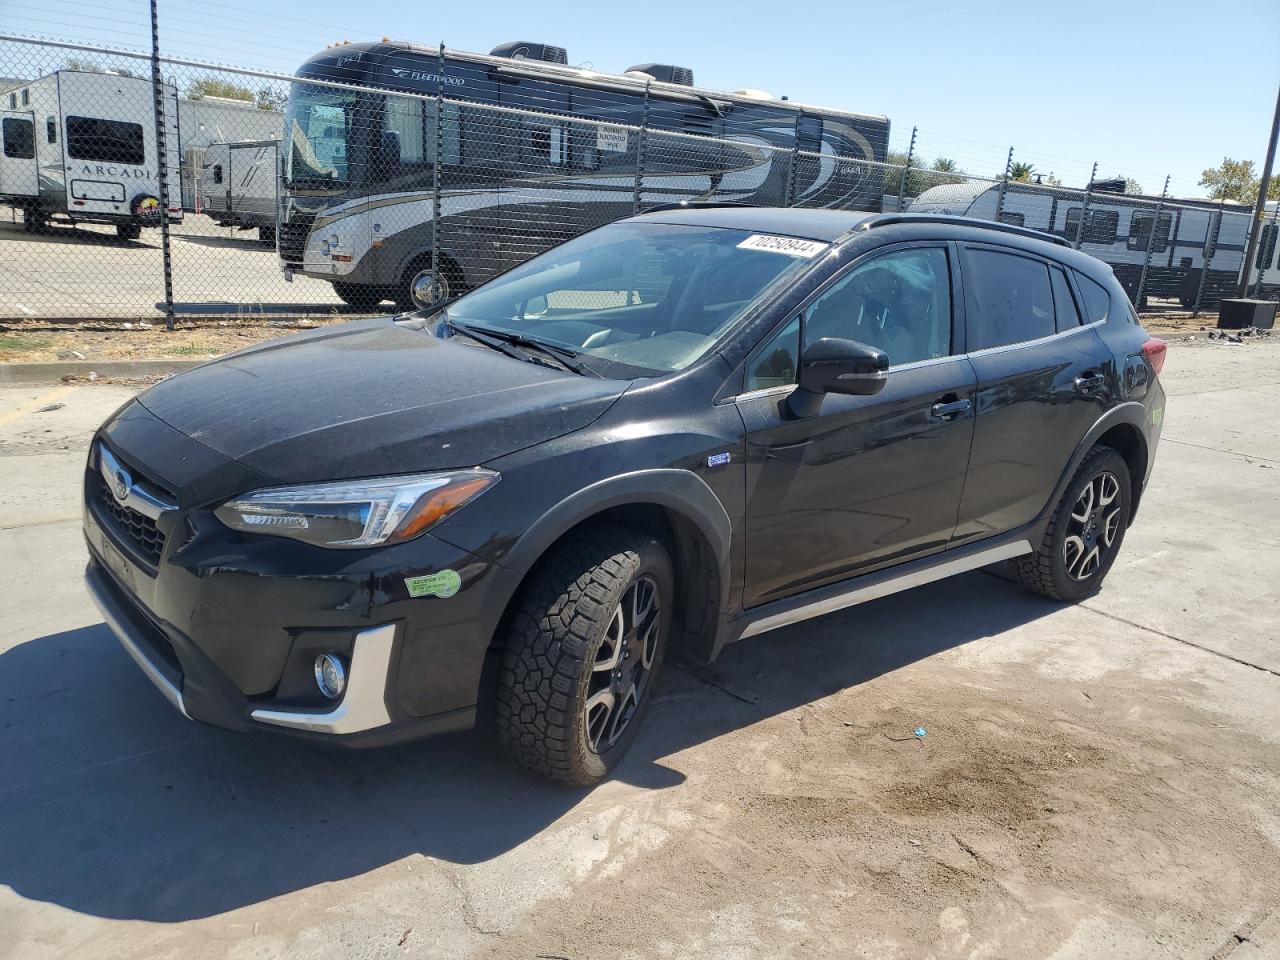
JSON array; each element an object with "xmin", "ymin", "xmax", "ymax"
[{"xmin": 6, "ymin": 0, "xmax": 1278, "ymax": 196}]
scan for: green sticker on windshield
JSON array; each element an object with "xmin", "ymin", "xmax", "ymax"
[{"xmin": 405, "ymin": 569, "xmax": 462, "ymax": 599}]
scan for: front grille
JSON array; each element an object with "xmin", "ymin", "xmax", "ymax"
[
  {"xmin": 95, "ymin": 476, "xmax": 166, "ymax": 564},
  {"xmin": 95, "ymin": 560, "xmax": 183, "ymax": 678},
  {"xmin": 279, "ymin": 213, "xmax": 315, "ymax": 268}
]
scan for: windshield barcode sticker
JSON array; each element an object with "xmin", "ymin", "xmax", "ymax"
[{"xmin": 737, "ymin": 234, "xmax": 828, "ymax": 258}]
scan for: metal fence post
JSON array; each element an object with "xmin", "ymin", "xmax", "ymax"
[
  {"xmin": 632, "ymin": 82, "xmax": 650, "ymax": 215},
  {"xmin": 895, "ymin": 125, "xmax": 917, "ymax": 213},
  {"xmin": 1191, "ymin": 198, "xmax": 1225, "ymax": 317},
  {"xmin": 1135, "ymin": 175, "xmax": 1170, "ymax": 310},
  {"xmin": 149, "ymin": 0, "xmax": 176, "ymax": 331},
  {"xmin": 784, "ymin": 114, "xmax": 804, "ymax": 207},
  {"xmin": 1073, "ymin": 161, "xmax": 1098, "ymax": 248},
  {"xmin": 994, "ymin": 146, "xmax": 1014, "ymax": 223},
  {"xmin": 431, "ymin": 43, "xmax": 444, "ymax": 284}
]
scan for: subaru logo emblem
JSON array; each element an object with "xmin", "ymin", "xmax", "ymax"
[{"xmin": 112, "ymin": 467, "xmax": 131, "ymax": 502}]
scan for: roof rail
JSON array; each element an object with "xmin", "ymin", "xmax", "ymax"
[
  {"xmin": 858, "ymin": 213, "xmax": 1071, "ymax": 248},
  {"xmin": 640, "ymin": 200, "xmax": 753, "ymax": 214}
]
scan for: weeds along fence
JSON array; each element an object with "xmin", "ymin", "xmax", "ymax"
[{"xmin": 1, "ymin": 34, "xmax": 1276, "ymax": 324}]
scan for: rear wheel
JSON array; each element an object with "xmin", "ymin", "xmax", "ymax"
[
  {"xmin": 116, "ymin": 222, "xmax": 142, "ymax": 241},
  {"xmin": 1013, "ymin": 446, "xmax": 1131, "ymax": 602},
  {"xmin": 495, "ymin": 526, "xmax": 673, "ymax": 786},
  {"xmin": 331, "ymin": 281, "xmax": 388, "ymax": 310}
]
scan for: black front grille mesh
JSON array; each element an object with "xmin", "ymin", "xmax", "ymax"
[
  {"xmin": 96, "ymin": 477, "xmax": 166, "ymax": 564},
  {"xmin": 278, "ymin": 213, "xmax": 315, "ymax": 268}
]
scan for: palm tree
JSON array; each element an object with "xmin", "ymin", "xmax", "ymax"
[
  {"xmin": 932, "ymin": 157, "xmax": 958, "ymax": 172},
  {"xmin": 1008, "ymin": 161, "xmax": 1036, "ymax": 182}
]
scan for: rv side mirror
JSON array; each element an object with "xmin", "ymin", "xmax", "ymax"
[{"xmin": 797, "ymin": 337, "xmax": 888, "ymax": 397}]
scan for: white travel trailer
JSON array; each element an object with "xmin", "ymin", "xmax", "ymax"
[
  {"xmin": 910, "ymin": 181, "xmax": 1279, "ymax": 306},
  {"xmin": 199, "ymin": 139, "xmax": 279, "ymax": 243},
  {"xmin": 1, "ymin": 69, "xmax": 182, "ymax": 239}
]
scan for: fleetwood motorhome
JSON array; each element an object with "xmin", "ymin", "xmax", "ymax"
[
  {"xmin": 278, "ymin": 40, "xmax": 891, "ymax": 309},
  {"xmin": 910, "ymin": 180, "xmax": 1279, "ymax": 307},
  {"xmin": 199, "ymin": 139, "xmax": 280, "ymax": 243},
  {"xmin": 1, "ymin": 70, "xmax": 181, "ymax": 239}
]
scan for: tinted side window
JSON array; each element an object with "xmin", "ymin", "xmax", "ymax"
[
  {"xmin": 964, "ymin": 248, "xmax": 1054, "ymax": 350},
  {"xmin": 1257, "ymin": 223, "xmax": 1278, "ymax": 270},
  {"xmin": 745, "ymin": 315, "xmax": 800, "ymax": 391},
  {"xmin": 2, "ymin": 118, "xmax": 34, "ymax": 159},
  {"xmin": 804, "ymin": 247, "xmax": 952, "ymax": 366},
  {"xmin": 1050, "ymin": 266, "xmax": 1082, "ymax": 331},
  {"xmin": 1065, "ymin": 207, "xmax": 1119, "ymax": 244},
  {"xmin": 1128, "ymin": 211, "xmax": 1172, "ymax": 253},
  {"xmin": 1073, "ymin": 272, "xmax": 1111, "ymax": 323},
  {"xmin": 65, "ymin": 117, "xmax": 144, "ymax": 165}
]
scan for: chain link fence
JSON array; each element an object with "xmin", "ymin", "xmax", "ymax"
[{"xmin": 1, "ymin": 34, "xmax": 1277, "ymax": 324}]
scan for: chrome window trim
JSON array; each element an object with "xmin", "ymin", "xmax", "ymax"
[
  {"xmin": 250, "ymin": 624, "xmax": 396, "ymax": 735},
  {"xmin": 964, "ymin": 318, "xmax": 1104, "ymax": 360}
]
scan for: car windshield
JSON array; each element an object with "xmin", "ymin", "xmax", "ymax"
[
  {"xmin": 284, "ymin": 83, "xmax": 356, "ymax": 189},
  {"xmin": 443, "ymin": 222, "xmax": 825, "ymax": 376}
]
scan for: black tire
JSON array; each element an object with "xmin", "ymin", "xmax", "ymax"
[
  {"xmin": 116, "ymin": 222, "xmax": 142, "ymax": 241},
  {"xmin": 1013, "ymin": 446, "xmax": 1132, "ymax": 602},
  {"xmin": 495, "ymin": 525, "xmax": 674, "ymax": 786},
  {"xmin": 331, "ymin": 281, "xmax": 388, "ymax": 310}
]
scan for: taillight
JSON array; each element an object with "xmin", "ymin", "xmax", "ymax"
[{"xmin": 1142, "ymin": 337, "xmax": 1167, "ymax": 375}]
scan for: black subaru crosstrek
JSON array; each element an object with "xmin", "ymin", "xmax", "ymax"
[{"xmin": 84, "ymin": 208, "xmax": 1166, "ymax": 785}]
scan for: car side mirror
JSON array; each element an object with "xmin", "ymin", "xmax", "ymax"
[
  {"xmin": 786, "ymin": 337, "xmax": 888, "ymax": 418},
  {"xmin": 799, "ymin": 337, "xmax": 888, "ymax": 396}
]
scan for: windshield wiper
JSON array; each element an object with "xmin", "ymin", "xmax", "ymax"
[
  {"xmin": 439, "ymin": 318, "xmax": 548, "ymax": 367},
  {"xmin": 445, "ymin": 319, "xmax": 597, "ymax": 377}
]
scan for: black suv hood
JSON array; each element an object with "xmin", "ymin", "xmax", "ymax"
[{"xmin": 135, "ymin": 319, "xmax": 627, "ymax": 483}]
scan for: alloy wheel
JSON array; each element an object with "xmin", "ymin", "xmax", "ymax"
[
  {"xmin": 1063, "ymin": 471, "xmax": 1123, "ymax": 582},
  {"xmin": 584, "ymin": 575, "xmax": 661, "ymax": 753}
]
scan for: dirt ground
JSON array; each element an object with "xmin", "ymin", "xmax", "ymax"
[
  {"xmin": 0, "ymin": 311, "xmax": 1260, "ymax": 364},
  {"xmin": 0, "ymin": 318, "xmax": 344, "ymax": 363},
  {"xmin": 0, "ymin": 339, "xmax": 1278, "ymax": 960}
]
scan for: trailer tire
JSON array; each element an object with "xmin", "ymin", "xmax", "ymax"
[
  {"xmin": 331, "ymin": 282, "xmax": 388, "ymax": 310},
  {"xmin": 116, "ymin": 223, "xmax": 142, "ymax": 241},
  {"xmin": 259, "ymin": 224, "xmax": 276, "ymax": 246}
]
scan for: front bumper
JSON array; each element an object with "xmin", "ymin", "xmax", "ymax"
[{"xmin": 82, "ymin": 426, "xmax": 519, "ymax": 746}]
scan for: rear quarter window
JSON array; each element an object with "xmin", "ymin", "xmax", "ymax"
[{"xmin": 1073, "ymin": 272, "xmax": 1111, "ymax": 323}]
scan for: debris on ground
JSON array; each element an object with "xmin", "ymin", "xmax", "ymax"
[{"xmin": 35, "ymin": 402, "xmax": 64, "ymax": 413}]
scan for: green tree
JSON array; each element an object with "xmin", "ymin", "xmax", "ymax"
[
  {"xmin": 1198, "ymin": 157, "xmax": 1279, "ymax": 203},
  {"xmin": 186, "ymin": 77, "xmax": 254, "ymax": 102},
  {"xmin": 64, "ymin": 58, "xmax": 137, "ymax": 79},
  {"xmin": 1116, "ymin": 176, "xmax": 1144, "ymax": 195},
  {"xmin": 1008, "ymin": 160, "xmax": 1036, "ymax": 182},
  {"xmin": 932, "ymin": 157, "xmax": 957, "ymax": 172},
  {"xmin": 255, "ymin": 86, "xmax": 287, "ymax": 112}
]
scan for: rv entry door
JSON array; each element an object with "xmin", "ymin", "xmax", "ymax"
[{"xmin": 0, "ymin": 111, "xmax": 39, "ymax": 198}]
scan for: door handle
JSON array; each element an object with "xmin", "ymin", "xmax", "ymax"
[
  {"xmin": 1074, "ymin": 372, "xmax": 1106, "ymax": 393},
  {"xmin": 930, "ymin": 398, "xmax": 972, "ymax": 420}
]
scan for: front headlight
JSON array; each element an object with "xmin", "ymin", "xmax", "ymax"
[{"xmin": 214, "ymin": 469, "xmax": 498, "ymax": 548}]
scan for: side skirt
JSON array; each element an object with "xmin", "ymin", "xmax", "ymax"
[{"xmin": 734, "ymin": 537, "xmax": 1033, "ymax": 641}]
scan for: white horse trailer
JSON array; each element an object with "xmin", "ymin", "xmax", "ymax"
[
  {"xmin": 0, "ymin": 69, "xmax": 182, "ymax": 239},
  {"xmin": 199, "ymin": 139, "xmax": 279, "ymax": 243},
  {"xmin": 910, "ymin": 181, "xmax": 1278, "ymax": 307}
]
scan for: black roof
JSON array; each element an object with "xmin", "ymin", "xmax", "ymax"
[{"xmin": 633, "ymin": 206, "xmax": 1103, "ymax": 267}]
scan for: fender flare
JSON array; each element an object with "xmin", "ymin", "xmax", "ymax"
[
  {"xmin": 1038, "ymin": 401, "xmax": 1150, "ymax": 527},
  {"xmin": 474, "ymin": 467, "xmax": 734, "ymax": 655}
]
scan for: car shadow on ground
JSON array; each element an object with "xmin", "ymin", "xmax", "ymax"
[
  {"xmin": 172, "ymin": 233, "xmax": 275, "ymax": 250},
  {"xmin": 0, "ymin": 568, "xmax": 1059, "ymax": 923},
  {"xmin": 0, "ymin": 221, "xmax": 152, "ymax": 249}
]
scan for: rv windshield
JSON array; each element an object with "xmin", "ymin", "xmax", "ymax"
[
  {"xmin": 284, "ymin": 84, "xmax": 356, "ymax": 189},
  {"xmin": 442, "ymin": 222, "xmax": 824, "ymax": 376}
]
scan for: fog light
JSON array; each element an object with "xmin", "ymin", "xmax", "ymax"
[{"xmin": 314, "ymin": 653, "xmax": 347, "ymax": 700}]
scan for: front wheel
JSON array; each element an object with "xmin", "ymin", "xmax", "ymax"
[
  {"xmin": 495, "ymin": 526, "xmax": 674, "ymax": 786},
  {"xmin": 331, "ymin": 281, "xmax": 388, "ymax": 310},
  {"xmin": 1013, "ymin": 446, "xmax": 1131, "ymax": 602}
]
